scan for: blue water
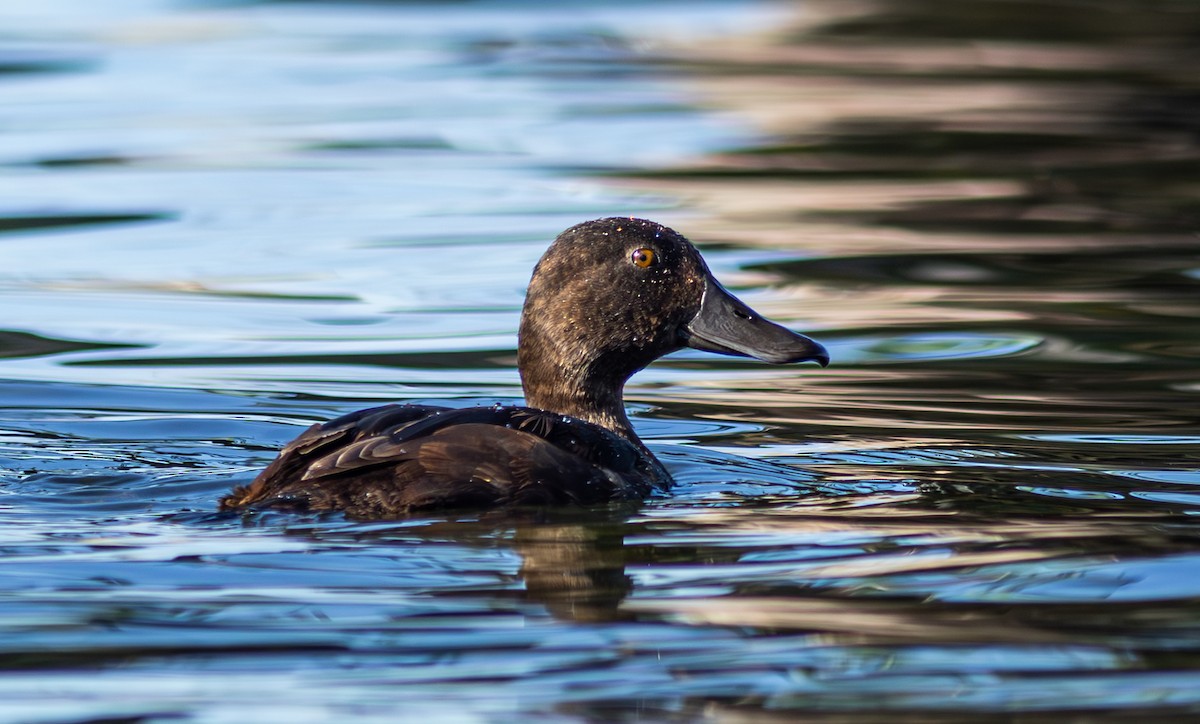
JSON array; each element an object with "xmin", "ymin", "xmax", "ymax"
[{"xmin": 3, "ymin": 0, "xmax": 1200, "ymax": 721}]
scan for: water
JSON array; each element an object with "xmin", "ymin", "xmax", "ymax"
[{"xmin": 2, "ymin": 0, "xmax": 1199, "ymax": 721}]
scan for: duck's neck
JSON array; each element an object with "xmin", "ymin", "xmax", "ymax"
[
  {"xmin": 523, "ymin": 368, "xmax": 639, "ymax": 442},
  {"xmin": 518, "ymin": 341, "xmax": 641, "ymax": 444}
]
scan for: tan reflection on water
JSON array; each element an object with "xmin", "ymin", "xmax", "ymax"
[
  {"xmin": 624, "ymin": 595, "xmax": 1072, "ymax": 643},
  {"xmin": 634, "ymin": 0, "xmax": 1199, "ymax": 264},
  {"xmin": 621, "ymin": 504, "xmax": 1161, "ymax": 639},
  {"xmin": 483, "ymin": 504, "xmax": 1158, "ymax": 637}
]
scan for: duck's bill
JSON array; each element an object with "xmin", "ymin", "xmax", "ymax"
[{"xmin": 683, "ymin": 278, "xmax": 829, "ymax": 366}]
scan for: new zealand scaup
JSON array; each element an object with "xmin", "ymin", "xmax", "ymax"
[{"xmin": 221, "ymin": 218, "xmax": 828, "ymax": 517}]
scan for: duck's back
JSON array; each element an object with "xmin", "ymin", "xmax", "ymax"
[{"xmin": 221, "ymin": 404, "xmax": 666, "ymax": 518}]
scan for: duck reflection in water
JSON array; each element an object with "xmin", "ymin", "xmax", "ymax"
[
  {"xmin": 221, "ymin": 218, "xmax": 828, "ymax": 518},
  {"xmin": 511, "ymin": 510, "xmax": 635, "ymax": 623}
]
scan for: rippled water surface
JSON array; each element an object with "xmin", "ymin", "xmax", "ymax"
[{"xmin": 2, "ymin": 0, "xmax": 1199, "ymax": 721}]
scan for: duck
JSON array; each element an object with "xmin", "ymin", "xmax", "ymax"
[{"xmin": 220, "ymin": 218, "xmax": 828, "ymax": 518}]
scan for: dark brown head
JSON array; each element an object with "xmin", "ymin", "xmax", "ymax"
[{"xmin": 518, "ymin": 217, "xmax": 827, "ymax": 438}]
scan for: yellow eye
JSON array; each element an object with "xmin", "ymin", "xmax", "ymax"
[{"xmin": 630, "ymin": 247, "xmax": 656, "ymax": 268}]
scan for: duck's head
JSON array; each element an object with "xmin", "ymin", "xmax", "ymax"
[{"xmin": 518, "ymin": 217, "xmax": 827, "ymax": 438}]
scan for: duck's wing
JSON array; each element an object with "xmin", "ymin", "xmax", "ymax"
[
  {"xmin": 221, "ymin": 404, "xmax": 443, "ymax": 510},
  {"xmin": 222, "ymin": 406, "xmax": 654, "ymax": 517}
]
